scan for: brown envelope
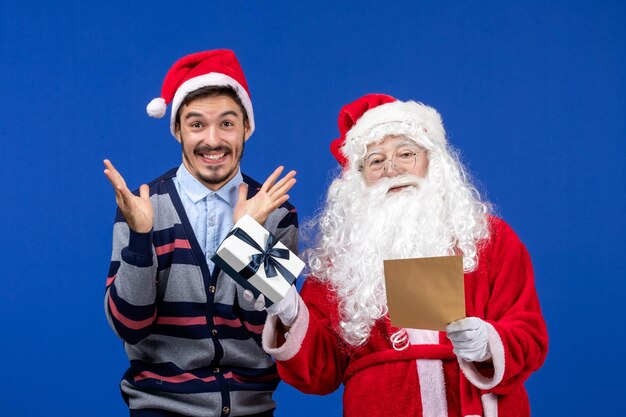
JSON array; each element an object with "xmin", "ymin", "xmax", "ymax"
[{"xmin": 383, "ymin": 255, "xmax": 466, "ymax": 331}]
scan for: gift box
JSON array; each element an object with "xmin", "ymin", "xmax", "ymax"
[{"xmin": 211, "ymin": 215, "xmax": 304, "ymax": 306}]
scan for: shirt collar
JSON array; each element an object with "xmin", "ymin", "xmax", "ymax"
[{"xmin": 176, "ymin": 164, "xmax": 243, "ymax": 206}]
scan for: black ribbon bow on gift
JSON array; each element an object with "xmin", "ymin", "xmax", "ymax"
[{"xmin": 227, "ymin": 227, "xmax": 292, "ymax": 280}]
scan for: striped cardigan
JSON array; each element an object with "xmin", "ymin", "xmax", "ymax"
[{"xmin": 105, "ymin": 168, "xmax": 298, "ymax": 417}]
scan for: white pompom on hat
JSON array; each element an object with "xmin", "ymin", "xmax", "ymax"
[
  {"xmin": 146, "ymin": 49, "xmax": 255, "ymax": 142},
  {"xmin": 146, "ymin": 97, "xmax": 167, "ymax": 118}
]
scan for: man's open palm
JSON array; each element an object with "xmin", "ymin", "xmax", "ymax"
[
  {"xmin": 233, "ymin": 166, "xmax": 296, "ymax": 225},
  {"xmin": 103, "ymin": 159, "xmax": 154, "ymax": 233}
]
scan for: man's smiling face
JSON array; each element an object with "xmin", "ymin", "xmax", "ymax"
[{"xmin": 175, "ymin": 94, "xmax": 250, "ymax": 191}]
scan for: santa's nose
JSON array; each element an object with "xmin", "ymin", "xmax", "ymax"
[{"xmin": 382, "ymin": 160, "xmax": 401, "ymax": 177}]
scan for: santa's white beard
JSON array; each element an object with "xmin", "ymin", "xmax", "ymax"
[
  {"xmin": 344, "ymin": 175, "xmax": 456, "ymax": 264},
  {"xmin": 310, "ymin": 174, "xmax": 459, "ymax": 346}
]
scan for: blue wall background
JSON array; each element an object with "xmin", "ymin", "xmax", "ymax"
[{"xmin": 1, "ymin": 1, "xmax": 624, "ymax": 415}]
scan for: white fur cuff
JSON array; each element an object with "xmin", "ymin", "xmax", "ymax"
[
  {"xmin": 458, "ymin": 321, "xmax": 505, "ymax": 390},
  {"xmin": 262, "ymin": 296, "xmax": 309, "ymax": 361}
]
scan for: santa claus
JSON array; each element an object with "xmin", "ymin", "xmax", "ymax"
[{"xmin": 253, "ymin": 94, "xmax": 548, "ymax": 417}]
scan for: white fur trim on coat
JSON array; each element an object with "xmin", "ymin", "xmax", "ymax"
[
  {"xmin": 406, "ymin": 329, "xmax": 448, "ymax": 417},
  {"xmin": 481, "ymin": 393, "xmax": 499, "ymax": 417},
  {"xmin": 262, "ymin": 296, "xmax": 309, "ymax": 361},
  {"xmin": 457, "ymin": 322, "xmax": 505, "ymax": 390}
]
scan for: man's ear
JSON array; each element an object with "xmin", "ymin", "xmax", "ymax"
[
  {"xmin": 174, "ymin": 124, "xmax": 182, "ymax": 142},
  {"xmin": 244, "ymin": 121, "xmax": 251, "ymax": 141}
]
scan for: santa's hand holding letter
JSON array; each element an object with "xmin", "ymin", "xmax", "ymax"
[{"xmin": 258, "ymin": 94, "xmax": 548, "ymax": 417}]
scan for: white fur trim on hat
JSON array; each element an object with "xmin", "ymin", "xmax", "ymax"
[
  {"xmin": 169, "ymin": 72, "xmax": 255, "ymax": 141},
  {"xmin": 342, "ymin": 101, "xmax": 446, "ymax": 168}
]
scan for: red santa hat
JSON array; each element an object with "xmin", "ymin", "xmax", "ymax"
[
  {"xmin": 146, "ymin": 49, "xmax": 254, "ymax": 141},
  {"xmin": 331, "ymin": 93, "xmax": 447, "ymax": 169}
]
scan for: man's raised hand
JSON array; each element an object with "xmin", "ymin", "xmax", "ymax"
[
  {"xmin": 103, "ymin": 159, "xmax": 154, "ymax": 233},
  {"xmin": 233, "ymin": 166, "xmax": 296, "ymax": 224}
]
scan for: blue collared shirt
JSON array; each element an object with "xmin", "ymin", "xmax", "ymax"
[{"xmin": 173, "ymin": 164, "xmax": 243, "ymax": 273}]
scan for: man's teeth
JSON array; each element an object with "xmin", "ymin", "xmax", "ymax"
[{"xmin": 201, "ymin": 153, "xmax": 225, "ymax": 160}]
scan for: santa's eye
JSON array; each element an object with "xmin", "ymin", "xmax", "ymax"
[
  {"xmin": 368, "ymin": 158, "xmax": 385, "ymax": 167},
  {"xmin": 396, "ymin": 151, "xmax": 415, "ymax": 160}
]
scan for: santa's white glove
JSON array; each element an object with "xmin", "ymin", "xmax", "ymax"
[
  {"xmin": 243, "ymin": 285, "xmax": 299, "ymax": 327},
  {"xmin": 446, "ymin": 317, "xmax": 492, "ymax": 362}
]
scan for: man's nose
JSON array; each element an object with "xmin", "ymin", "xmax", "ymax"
[{"xmin": 203, "ymin": 126, "xmax": 221, "ymax": 145}]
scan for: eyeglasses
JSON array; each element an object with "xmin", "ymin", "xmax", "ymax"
[{"xmin": 359, "ymin": 148, "xmax": 424, "ymax": 177}]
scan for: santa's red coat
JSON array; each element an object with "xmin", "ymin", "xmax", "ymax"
[{"xmin": 263, "ymin": 217, "xmax": 548, "ymax": 417}]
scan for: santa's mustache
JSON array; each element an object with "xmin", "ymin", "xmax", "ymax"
[{"xmin": 365, "ymin": 175, "xmax": 425, "ymax": 196}]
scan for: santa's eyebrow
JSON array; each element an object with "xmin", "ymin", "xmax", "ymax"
[
  {"xmin": 366, "ymin": 141, "xmax": 420, "ymax": 156},
  {"xmin": 394, "ymin": 140, "xmax": 421, "ymax": 149},
  {"xmin": 365, "ymin": 147, "xmax": 384, "ymax": 155}
]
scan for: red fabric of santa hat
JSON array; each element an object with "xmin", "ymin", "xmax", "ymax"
[
  {"xmin": 330, "ymin": 94, "xmax": 396, "ymax": 168},
  {"xmin": 146, "ymin": 49, "xmax": 254, "ymax": 142}
]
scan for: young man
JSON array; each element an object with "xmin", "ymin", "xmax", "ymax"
[
  {"xmin": 104, "ymin": 50, "xmax": 297, "ymax": 417},
  {"xmin": 261, "ymin": 94, "xmax": 548, "ymax": 417}
]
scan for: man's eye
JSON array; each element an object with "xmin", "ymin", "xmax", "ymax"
[
  {"xmin": 190, "ymin": 122, "xmax": 202, "ymax": 128},
  {"xmin": 222, "ymin": 121, "xmax": 234, "ymax": 127}
]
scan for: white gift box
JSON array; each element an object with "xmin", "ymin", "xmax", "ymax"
[{"xmin": 211, "ymin": 215, "xmax": 304, "ymax": 305}]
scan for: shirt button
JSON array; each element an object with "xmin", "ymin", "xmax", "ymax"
[
  {"xmin": 208, "ymin": 219, "xmax": 215, "ymax": 226},
  {"xmin": 223, "ymin": 406, "xmax": 230, "ymax": 415},
  {"xmin": 212, "ymin": 329, "xmax": 218, "ymax": 336},
  {"xmin": 208, "ymin": 285, "xmax": 216, "ymax": 293},
  {"xmin": 210, "ymin": 193, "xmax": 216, "ymax": 199},
  {"xmin": 214, "ymin": 367, "xmax": 220, "ymax": 373}
]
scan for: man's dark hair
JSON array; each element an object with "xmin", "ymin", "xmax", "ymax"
[{"xmin": 174, "ymin": 85, "xmax": 249, "ymax": 129}]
